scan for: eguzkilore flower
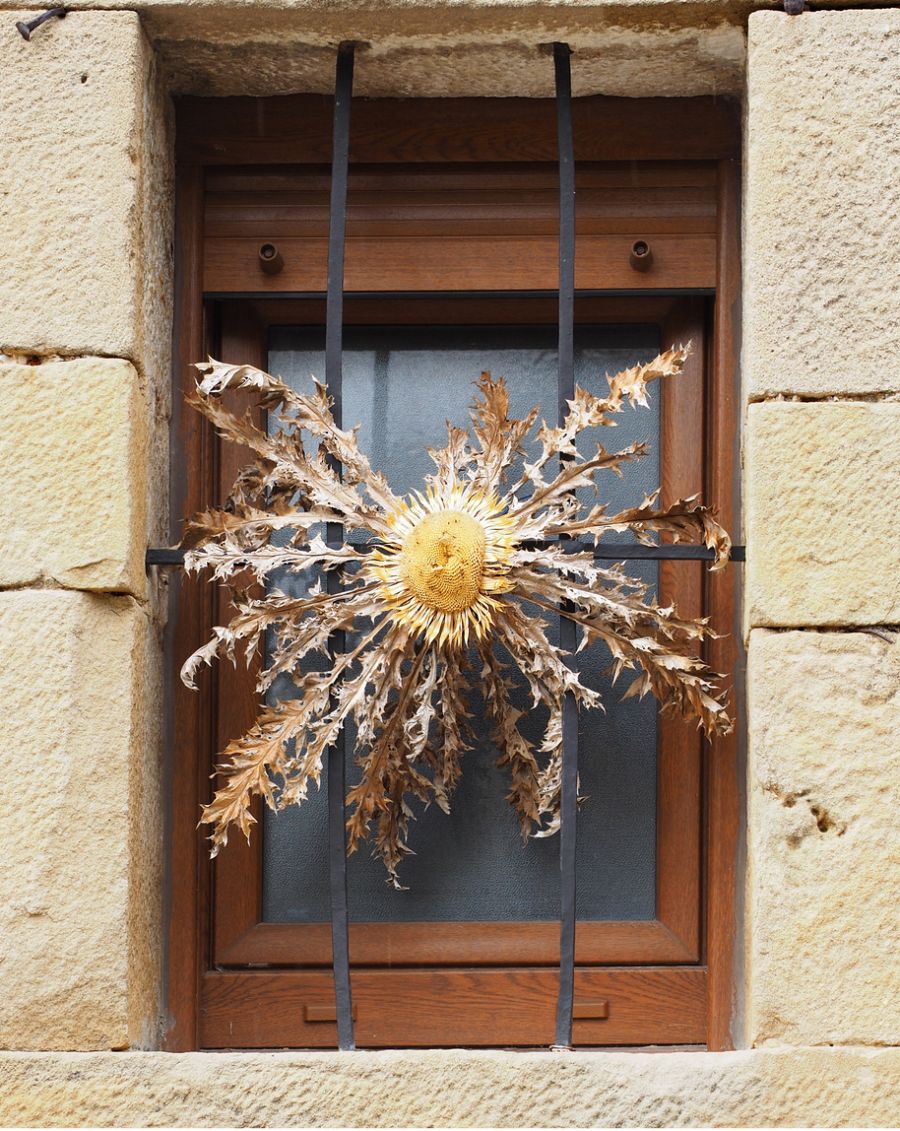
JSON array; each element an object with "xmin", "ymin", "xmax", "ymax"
[{"xmin": 182, "ymin": 348, "xmax": 732, "ymax": 886}]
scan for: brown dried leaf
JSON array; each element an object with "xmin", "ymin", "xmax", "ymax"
[{"xmin": 185, "ymin": 345, "xmax": 732, "ymax": 884}]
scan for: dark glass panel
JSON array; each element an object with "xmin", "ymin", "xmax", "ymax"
[{"xmin": 262, "ymin": 323, "xmax": 659, "ymax": 922}]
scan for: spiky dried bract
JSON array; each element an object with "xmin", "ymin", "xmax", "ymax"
[{"xmin": 184, "ymin": 348, "xmax": 732, "ymax": 886}]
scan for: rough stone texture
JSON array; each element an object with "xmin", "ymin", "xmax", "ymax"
[
  {"xmin": 0, "ymin": 13, "xmax": 166, "ymax": 362},
  {"xmin": 10, "ymin": 0, "xmax": 881, "ymax": 103},
  {"xmin": 747, "ymin": 630, "xmax": 900, "ymax": 1048},
  {"xmin": 0, "ymin": 12, "xmax": 173, "ymax": 547},
  {"xmin": 136, "ymin": 26, "xmax": 175, "ymax": 549},
  {"xmin": 0, "ymin": 2, "xmax": 749, "ymax": 99},
  {"xmin": 1, "ymin": 1046, "xmax": 899, "ymax": 1127},
  {"xmin": 0, "ymin": 590, "xmax": 162, "ymax": 1051},
  {"xmin": 0, "ymin": 358, "xmax": 149, "ymax": 597},
  {"xmin": 153, "ymin": 23, "xmax": 746, "ymax": 99},
  {"xmin": 745, "ymin": 401, "xmax": 900, "ymax": 628},
  {"xmin": 744, "ymin": 10, "xmax": 900, "ymax": 398}
]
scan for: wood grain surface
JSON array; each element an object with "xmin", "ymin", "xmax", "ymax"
[{"xmin": 200, "ymin": 967, "xmax": 707, "ymax": 1048}]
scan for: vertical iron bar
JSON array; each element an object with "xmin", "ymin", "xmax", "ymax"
[
  {"xmin": 553, "ymin": 40, "xmax": 578, "ymax": 1052},
  {"xmin": 325, "ymin": 39, "xmax": 356, "ymax": 1052}
]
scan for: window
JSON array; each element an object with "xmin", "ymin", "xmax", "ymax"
[{"xmin": 166, "ymin": 95, "xmax": 740, "ymax": 1051}]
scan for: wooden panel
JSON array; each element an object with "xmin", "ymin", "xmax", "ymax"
[
  {"xmin": 250, "ymin": 295, "xmax": 680, "ymax": 328},
  {"xmin": 206, "ymin": 162, "xmax": 719, "ymax": 196},
  {"xmin": 203, "ymin": 162, "xmax": 717, "ymax": 294},
  {"xmin": 163, "ymin": 162, "xmax": 209, "ymax": 1052},
  {"xmin": 705, "ymin": 156, "xmax": 743, "ymax": 1051},
  {"xmin": 656, "ymin": 299, "xmax": 706, "ymax": 960},
  {"xmin": 204, "ymin": 233, "xmax": 715, "ymax": 293},
  {"xmin": 177, "ymin": 95, "xmax": 739, "ymax": 165},
  {"xmin": 200, "ymin": 967, "xmax": 707, "ymax": 1048},
  {"xmin": 211, "ymin": 305, "xmax": 268, "ymax": 960},
  {"xmin": 216, "ymin": 919, "xmax": 696, "ymax": 968},
  {"xmin": 204, "ymin": 168, "xmax": 717, "ymax": 240}
]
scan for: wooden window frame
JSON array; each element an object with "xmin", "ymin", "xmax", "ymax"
[{"xmin": 164, "ymin": 95, "xmax": 741, "ymax": 1052}]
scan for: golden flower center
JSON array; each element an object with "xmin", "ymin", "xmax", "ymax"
[{"xmin": 401, "ymin": 509, "xmax": 487, "ymax": 613}]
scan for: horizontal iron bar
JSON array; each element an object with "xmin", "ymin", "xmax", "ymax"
[
  {"xmin": 146, "ymin": 547, "xmax": 186, "ymax": 565},
  {"xmin": 146, "ymin": 543, "xmax": 745, "ymax": 567},
  {"xmin": 595, "ymin": 543, "xmax": 745, "ymax": 561}
]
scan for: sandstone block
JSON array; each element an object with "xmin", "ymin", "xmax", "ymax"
[
  {"xmin": 0, "ymin": 12, "xmax": 157, "ymax": 360},
  {"xmin": 0, "ymin": 358, "xmax": 148, "ymax": 597},
  {"xmin": 0, "ymin": 590, "xmax": 161, "ymax": 1051},
  {"xmin": 153, "ymin": 23, "xmax": 744, "ymax": 99},
  {"xmin": 24, "ymin": 1, "xmax": 748, "ymax": 99},
  {"xmin": 746, "ymin": 401, "xmax": 900, "ymax": 627},
  {"xmin": 0, "ymin": 1046, "xmax": 899, "ymax": 1127},
  {"xmin": 745, "ymin": 10, "xmax": 900, "ymax": 397},
  {"xmin": 747, "ymin": 629, "xmax": 900, "ymax": 1047}
]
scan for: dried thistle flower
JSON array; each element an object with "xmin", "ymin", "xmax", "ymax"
[{"xmin": 182, "ymin": 347, "xmax": 731, "ymax": 886}]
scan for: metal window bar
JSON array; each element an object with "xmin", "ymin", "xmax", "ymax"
[
  {"xmin": 148, "ymin": 43, "xmax": 750, "ymax": 1053},
  {"xmin": 552, "ymin": 40, "xmax": 578, "ymax": 1052},
  {"xmin": 147, "ymin": 545, "xmax": 746, "ymax": 567},
  {"xmin": 324, "ymin": 40, "xmax": 357, "ymax": 1052}
]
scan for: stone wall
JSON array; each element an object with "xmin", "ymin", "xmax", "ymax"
[
  {"xmin": 0, "ymin": 10, "xmax": 172, "ymax": 1053},
  {"xmin": 2, "ymin": 1048, "xmax": 900, "ymax": 1127},
  {"xmin": 0, "ymin": 1, "xmax": 897, "ymax": 1126},
  {"xmin": 742, "ymin": 8, "xmax": 900, "ymax": 1051}
]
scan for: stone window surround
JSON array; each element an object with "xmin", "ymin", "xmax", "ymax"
[{"xmin": 0, "ymin": 3, "xmax": 898, "ymax": 1125}]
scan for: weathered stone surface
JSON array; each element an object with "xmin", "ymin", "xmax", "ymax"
[
  {"xmin": 0, "ymin": 590, "xmax": 162, "ymax": 1051},
  {"xmin": 745, "ymin": 401, "xmax": 900, "ymax": 628},
  {"xmin": 153, "ymin": 23, "xmax": 745, "ymax": 99},
  {"xmin": 4, "ymin": 0, "xmax": 889, "ymax": 25},
  {"xmin": 745, "ymin": 10, "xmax": 900, "ymax": 397},
  {"xmin": 0, "ymin": 358, "xmax": 148, "ymax": 597},
  {"xmin": 0, "ymin": 14, "xmax": 172, "ymax": 554},
  {"xmin": 747, "ymin": 629, "xmax": 900, "ymax": 1048},
  {"xmin": 136, "ymin": 28, "xmax": 175, "ymax": 549},
  {"xmin": 0, "ymin": 12, "xmax": 174, "ymax": 545},
  {"xmin": 1, "ymin": 1046, "xmax": 899, "ymax": 1127},
  {"xmin": 0, "ymin": 1, "xmax": 748, "ymax": 98},
  {"xmin": 0, "ymin": 13, "xmax": 153, "ymax": 361}
]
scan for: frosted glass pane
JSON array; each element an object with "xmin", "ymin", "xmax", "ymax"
[{"xmin": 262, "ymin": 324, "xmax": 660, "ymax": 922}]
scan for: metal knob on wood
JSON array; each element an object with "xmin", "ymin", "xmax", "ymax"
[
  {"xmin": 258, "ymin": 242, "xmax": 284, "ymax": 275},
  {"xmin": 629, "ymin": 240, "xmax": 653, "ymax": 272}
]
